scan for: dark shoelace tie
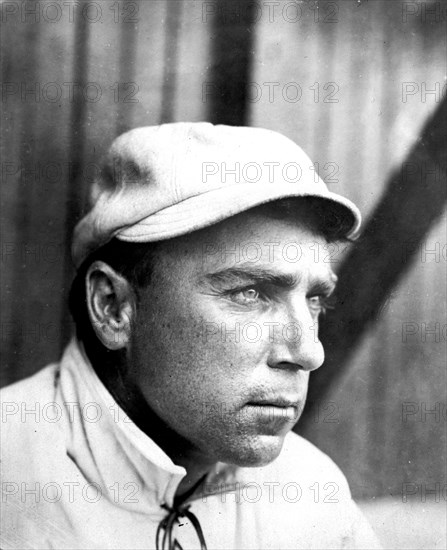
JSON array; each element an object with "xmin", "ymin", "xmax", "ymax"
[{"xmin": 155, "ymin": 503, "xmax": 207, "ymax": 550}]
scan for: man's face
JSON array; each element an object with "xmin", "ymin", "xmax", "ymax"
[{"xmin": 129, "ymin": 210, "xmax": 336, "ymax": 467}]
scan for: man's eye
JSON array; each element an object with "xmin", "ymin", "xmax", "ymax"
[
  {"xmin": 229, "ymin": 287, "xmax": 263, "ymax": 306},
  {"xmin": 308, "ymin": 296, "xmax": 328, "ymax": 315}
]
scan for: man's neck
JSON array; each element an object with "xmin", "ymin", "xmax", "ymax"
[{"xmin": 88, "ymin": 347, "xmax": 215, "ymax": 499}]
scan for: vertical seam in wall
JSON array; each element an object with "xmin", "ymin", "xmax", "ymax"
[
  {"xmin": 6, "ymin": 6, "xmax": 41, "ymax": 383},
  {"xmin": 59, "ymin": 4, "xmax": 90, "ymax": 353},
  {"xmin": 160, "ymin": 0, "xmax": 183, "ymax": 124}
]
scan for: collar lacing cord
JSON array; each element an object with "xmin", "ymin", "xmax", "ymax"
[{"xmin": 155, "ymin": 503, "xmax": 207, "ymax": 550}]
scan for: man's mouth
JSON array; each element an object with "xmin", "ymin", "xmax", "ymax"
[
  {"xmin": 244, "ymin": 398, "xmax": 301, "ymax": 421},
  {"xmin": 246, "ymin": 395, "xmax": 300, "ymax": 408}
]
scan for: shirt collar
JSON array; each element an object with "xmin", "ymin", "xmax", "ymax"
[{"xmin": 56, "ymin": 337, "xmax": 187, "ymax": 512}]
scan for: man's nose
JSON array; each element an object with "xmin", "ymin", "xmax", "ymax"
[{"xmin": 266, "ymin": 300, "xmax": 325, "ymax": 372}]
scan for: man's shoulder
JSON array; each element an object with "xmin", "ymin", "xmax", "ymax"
[
  {"xmin": 0, "ymin": 362, "xmax": 62, "ymax": 455},
  {"xmin": 1, "ymin": 362, "xmax": 60, "ymax": 409},
  {"xmin": 207, "ymin": 433, "xmax": 382, "ymax": 549}
]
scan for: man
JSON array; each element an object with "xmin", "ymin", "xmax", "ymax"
[{"xmin": 1, "ymin": 123, "xmax": 380, "ymax": 549}]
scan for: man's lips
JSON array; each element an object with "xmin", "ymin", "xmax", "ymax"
[
  {"xmin": 246, "ymin": 398, "xmax": 300, "ymax": 408},
  {"xmin": 241, "ymin": 405, "xmax": 299, "ymax": 429},
  {"xmin": 244, "ymin": 398, "xmax": 300, "ymax": 421}
]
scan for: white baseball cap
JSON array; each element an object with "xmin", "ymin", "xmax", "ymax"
[{"xmin": 72, "ymin": 122, "xmax": 361, "ymax": 268}]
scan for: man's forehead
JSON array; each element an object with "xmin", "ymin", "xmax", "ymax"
[{"xmin": 197, "ymin": 211, "xmax": 329, "ymax": 259}]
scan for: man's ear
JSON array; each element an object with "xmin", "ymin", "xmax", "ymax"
[{"xmin": 85, "ymin": 261, "xmax": 136, "ymax": 351}]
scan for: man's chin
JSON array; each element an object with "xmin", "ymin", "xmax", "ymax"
[{"xmin": 222, "ymin": 433, "xmax": 287, "ymax": 468}]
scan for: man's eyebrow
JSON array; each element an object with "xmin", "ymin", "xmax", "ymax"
[
  {"xmin": 308, "ymin": 276, "xmax": 338, "ymax": 296},
  {"xmin": 202, "ymin": 266, "xmax": 299, "ymax": 289}
]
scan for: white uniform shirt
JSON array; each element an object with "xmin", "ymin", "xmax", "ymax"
[{"xmin": 1, "ymin": 339, "xmax": 381, "ymax": 549}]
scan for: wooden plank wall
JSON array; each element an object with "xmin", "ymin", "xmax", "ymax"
[
  {"xmin": 1, "ymin": 0, "xmax": 210, "ymax": 384},
  {"xmin": 1, "ymin": 0, "xmax": 446, "ymax": 500}
]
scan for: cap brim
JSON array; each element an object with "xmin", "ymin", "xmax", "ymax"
[{"xmin": 115, "ymin": 182, "xmax": 361, "ymax": 243}]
